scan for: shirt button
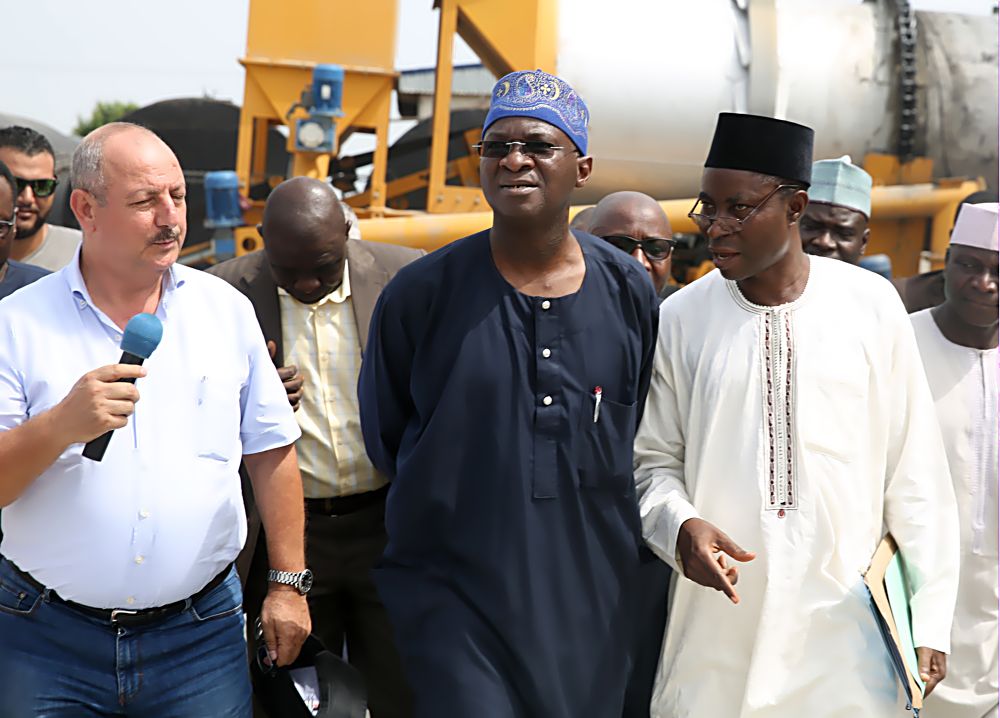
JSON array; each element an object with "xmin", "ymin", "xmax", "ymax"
[
  {"xmin": 541, "ymin": 300, "xmax": 551, "ymax": 310},
  {"xmin": 541, "ymin": 348, "xmax": 551, "ymax": 359},
  {"xmin": 139, "ymin": 509, "xmax": 150, "ymax": 519},
  {"xmin": 542, "ymin": 395, "xmax": 553, "ymax": 406},
  {"xmin": 134, "ymin": 555, "xmax": 145, "ymax": 565},
  {"xmin": 126, "ymin": 596, "xmax": 136, "ymax": 605}
]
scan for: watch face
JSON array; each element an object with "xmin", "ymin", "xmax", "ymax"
[{"xmin": 298, "ymin": 569, "xmax": 314, "ymax": 595}]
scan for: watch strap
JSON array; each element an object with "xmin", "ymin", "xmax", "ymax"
[{"xmin": 268, "ymin": 568, "xmax": 308, "ymax": 592}]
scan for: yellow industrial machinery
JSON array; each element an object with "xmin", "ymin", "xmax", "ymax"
[
  {"xmin": 229, "ymin": 0, "xmax": 989, "ymax": 280},
  {"xmin": 233, "ymin": 0, "xmax": 398, "ymax": 255}
]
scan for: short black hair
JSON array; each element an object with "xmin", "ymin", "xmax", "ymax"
[
  {"xmin": 0, "ymin": 160, "xmax": 16, "ymax": 206},
  {"xmin": 954, "ymin": 190, "xmax": 999, "ymax": 223},
  {"xmin": 0, "ymin": 126, "xmax": 55, "ymax": 160}
]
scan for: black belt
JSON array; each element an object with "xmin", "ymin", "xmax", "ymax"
[
  {"xmin": 305, "ymin": 485, "xmax": 388, "ymax": 516},
  {"xmin": 7, "ymin": 559, "xmax": 232, "ymax": 629}
]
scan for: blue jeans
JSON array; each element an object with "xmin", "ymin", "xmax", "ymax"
[{"xmin": 0, "ymin": 558, "xmax": 251, "ymax": 717}]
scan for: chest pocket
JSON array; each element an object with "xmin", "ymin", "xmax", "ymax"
[
  {"xmin": 797, "ymin": 358, "xmax": 870, "ymax": 463},
  {"xmin": 195, "ymin": 374, "xmax": 243, "ymax": 463},
  {"xmin": 577, "ymin": 395, "xmax": 637, "ymax": 491}
]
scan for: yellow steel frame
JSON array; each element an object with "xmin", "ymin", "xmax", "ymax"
[
  {"xmin": 863, "ymin": 153, "xmax": 985, "ymax": 275},
  {"xmin": 234, "ymin": 0, "xmax": 398, "ymax": 255},
  {"xmin": 425, "ymin": 0, "xmax": 558, "ymax": 213},
  {"xmin": 228, "ymin": 0, "xmax": 980, "ymax": 281},
  {"xmin": 346, "ymin": 128, "xmax": 483, "ymax": 211}
]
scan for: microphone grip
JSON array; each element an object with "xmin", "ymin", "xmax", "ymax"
[{"xmin": 82, "ymin": 352, "xmax": 145, "ymax": 462}]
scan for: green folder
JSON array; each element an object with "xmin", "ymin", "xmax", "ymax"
[
  {"xmin": 885, "ymin": 551, "xmax": 926, "ymax": 697},
  {"xmin": 864, "ymin": 534, "xmax": 924, "ymax": 716}
]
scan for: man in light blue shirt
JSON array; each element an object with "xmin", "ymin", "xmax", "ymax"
[{"xmin": 0, "ymin": 123, "xmax": 311, "ymax": 717}]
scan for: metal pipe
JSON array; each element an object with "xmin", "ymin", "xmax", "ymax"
[
  {"xmin": 358, "ymin": 181, "xmax": 982, "ymax": 254},
  {"xmin": 551, "ymin": 1, "xmax": 997, "ymax": 202},
  {"xmin": 869, "ymin": 180, "xmax": 983, "ymax": 219}
]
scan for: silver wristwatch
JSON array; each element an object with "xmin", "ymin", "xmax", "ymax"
[{"xmin": 267, "ymin": 568, "xmax": 314, "ymax": 595}]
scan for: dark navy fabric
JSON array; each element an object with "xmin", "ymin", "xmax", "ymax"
[
  {"xmin": 359, "ymin": 230, "xmax": 659, "ymax": 718},
  {"xmin": 622, "ymin": 548, "xmax": 671, "ymax": 718},
  {"xmin": 0, "ymin": 260, "xmax": 49, "ymax": 301}
]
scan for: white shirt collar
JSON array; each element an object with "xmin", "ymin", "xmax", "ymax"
[{"xmin": 62, "ymin": 242, "xmax": 186, "ymax": 322}]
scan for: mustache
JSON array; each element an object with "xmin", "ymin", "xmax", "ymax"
[{"xmin": 151, "ymin": 227, "xmax": 181, "ymax": 243}]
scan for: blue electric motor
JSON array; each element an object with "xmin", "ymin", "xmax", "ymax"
[
  {"xmin": 311, "ymin": 64, "xmax": 345, "ymax": 118},
  {"xmin": 204, "ymin": 171, "xmax": 242, "ymax": 229}
]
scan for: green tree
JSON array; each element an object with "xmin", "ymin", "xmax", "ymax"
[{"xmin": 73, "ymin": 101, "xmax": 140, "ymax": 137}]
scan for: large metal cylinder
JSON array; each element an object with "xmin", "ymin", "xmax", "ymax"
[
  {"xmin": 917, "ymin": 9, "xmax": 999, "ymax": 185},
  {"xmin": 553, "ymin": 0, "xmax": 997, "ymax": 202}
]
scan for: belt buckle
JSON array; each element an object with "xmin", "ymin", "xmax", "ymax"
[{"xmin": 110, "ymin": 609, "xmax": 139, "ymax": 624}]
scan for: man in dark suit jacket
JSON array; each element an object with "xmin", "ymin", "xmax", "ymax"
[{"xmin": 208, "ymin": 178, "xmax": 422, "ymax": 718}]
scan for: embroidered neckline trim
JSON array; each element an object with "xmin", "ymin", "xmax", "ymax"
[{"xmin": 725, "ymin": 257, "xmax": 814, "ymax": 314}]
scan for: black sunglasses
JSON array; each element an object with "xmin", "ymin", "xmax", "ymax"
[
  {"xmin": 472, "ymin": 140, "xmax": 573, "ymax": 160},
  {"xmin": 15, "ymin": 177, "xmax": 58, "ymax": 198},
  {"xmin": 601, "ymin": 235, "xmax": 677, "ymax": 262}
]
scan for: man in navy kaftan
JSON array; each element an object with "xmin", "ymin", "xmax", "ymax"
[
  {"xmin": 360, "ymin": 226, "xmax": 658, "ymax": 717},
  {"xmin": 359, "ymin": 70, "xmax": 659, "ymax": 718}
]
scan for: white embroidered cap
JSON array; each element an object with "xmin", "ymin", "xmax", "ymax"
[
  {"xmin": 808, "ymin": 155, "xmax": 873, "ymax": 218},
  {"xmin": 951, "ymin": 202, "xmax": 999, "ymax": 252}
]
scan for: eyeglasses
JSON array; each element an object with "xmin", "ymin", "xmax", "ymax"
[
  {"xmin": 0, "ymin": 216, "xmax": 14, "ymax": 238},
  {"xmin": 688, "ymin": 184, "xmax": 799, "ymax": 234},
  {"xmin": 14, "ymin": 177, "xmax": 58, "ymax": 198},
  {"xmin": 601, "ymin": 235, "xmax": 677, "ymax": 262},
  {"xmin": 472, "ymin": 140, "xmax": 573, "ymax": 160}
]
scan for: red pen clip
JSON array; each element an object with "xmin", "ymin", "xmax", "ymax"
[{"xmin": 593, "ymin": 386, "xmax": 603, "ymax": 423}]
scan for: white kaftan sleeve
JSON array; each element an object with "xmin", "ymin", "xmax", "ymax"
[
  {"xmin": 634, "ymin": 331, "xmax": 699, "ymax": 573},
  {"xmin": 882, "ymin": 302, "xmax": 960, "ymax": 653}
]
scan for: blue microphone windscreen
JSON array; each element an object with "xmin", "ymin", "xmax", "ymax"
[{"xmin": 121, "ymin": 313, "xmax": 164, "ymax": 359}]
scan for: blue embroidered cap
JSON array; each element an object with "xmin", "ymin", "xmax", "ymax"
[{"xmin": 483, "ymin": 70, "xmax": 590, "ymax": 154}]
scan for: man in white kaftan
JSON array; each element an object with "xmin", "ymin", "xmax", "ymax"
[
  {"xmin": 916, "ymin": 202, "xmax": 999, "ymax": 718},
  {"xmin": 635, "ymin": 112, "xmax": 960, "ymax": 718}
]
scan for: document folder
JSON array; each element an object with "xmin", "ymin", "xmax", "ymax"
[{"xmin": 864, "ymin": 534, "xmax": 924, "ymax": 717}]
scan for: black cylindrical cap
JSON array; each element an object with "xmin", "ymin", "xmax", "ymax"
[{"xmin": 705, "ymin": 113, "xmax": 815, "ymax": 187}]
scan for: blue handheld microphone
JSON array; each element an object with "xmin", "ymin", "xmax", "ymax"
[{"xmin": 82, "ymin": 313, "xmax": 163, "ymax": 462}]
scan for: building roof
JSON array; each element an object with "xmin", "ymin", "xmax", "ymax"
[{"xmin": 398, "ymin": 63, "xmax": 495, "ymax": 98}]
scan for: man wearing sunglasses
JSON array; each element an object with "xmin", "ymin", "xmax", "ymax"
[
  {"xmin": 0, "ymin": 126, "xmax": 81, "ymax": 272},
  {"xmin": 634, "ymin": 113, "xmax": 958, "ymax": 717},
  {"xmin": 359, "ymin": 70, "xmax": 659, "ymax": 718},
  {"xmin": 0, "ymin": 160, "xmax": 48, "ymax": 301},
  {"xmin": 588, "ymin": 191, "xmax": 678, "ymax": 301}
]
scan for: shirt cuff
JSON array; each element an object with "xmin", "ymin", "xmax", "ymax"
[
  {"xmin": 910, "ymin": 603, "xmax": 953, "ymax": 654},
  {"xmin": 241, "ymin": 425, "xmax": 301, "ymax": 456},
  {"xmin": 644, "ymin": 500, "xmax": 701, "ymax": 575}
]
